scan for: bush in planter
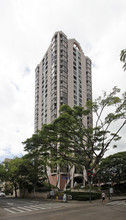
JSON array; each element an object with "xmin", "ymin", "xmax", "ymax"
[
  {"xmin": 77, "ymin": 195, "xmax": 89, "ymax": 201},
  {"xmin": 66, "ymin": 191, "xmax": 101, "ymax": 201}
]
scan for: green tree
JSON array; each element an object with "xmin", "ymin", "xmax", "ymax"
[
  {"xmin": 22, "ymin": 153, "xmax": 48, "ymax": 194},
  {"xmin": 0, "ymin": 163, "xmax": 7, "ymax": 182},
  {"xmin": 23, "ymin": 124, "xmax": 73, "ymax": 187},
  {"xmin": 94, "ymin": 151, "xmax": 126, "ymax": 184},
  {"xmin": 8, "ymin": 155, "xmax": 49, "ymax": 197},
  {"xmin": 1, "ymin": 155, "xmax": 49, "ymax": 196},
  {"xmin": 120, "ymin": 49, "xmax": 126, "ymax": 71},
  {"xmin": 5, "ymin": 157, "xmax": 24, "ymax": 197},
  {"xmin": 23, "ymin": 87, "xmax": 126, "ymax": 183}
]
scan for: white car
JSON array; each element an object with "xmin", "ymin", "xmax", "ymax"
[{"xmin": 0, "ymin": 191, "xmax": 5, "ymax": 197}]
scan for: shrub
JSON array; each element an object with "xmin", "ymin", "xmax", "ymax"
[
  {"xmin": 77, "ymin": 195, "xmax": 89, "ymax": 201},
  {"xmin": 66, "ymin": 191, "xmax": 101, "ymax": 201}
]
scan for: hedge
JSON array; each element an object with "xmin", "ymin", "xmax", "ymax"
[{"xmin": 66, "ymin": 191, "xmax": 101, "ymax": 201}]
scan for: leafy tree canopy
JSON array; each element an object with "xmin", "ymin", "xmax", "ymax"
[
  {"xmin": 0, "ymin": 163, "xmax": 7, "ymax": 182},
  {"xmin": 23, "ymin": 87, "xmax": 126, "ymax": 182},
  {"xmin": 120, "ymin": 49, "xmax": 126, "ymax": 71},
  {"xmin": 94, "ymin": 151, "xmax": 126, "ymax": 183},
  {"xmin": 2, "ymin": 155, "xmax": 48, "ymax": 197}
]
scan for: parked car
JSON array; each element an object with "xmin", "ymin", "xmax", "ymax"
[{"xmin": 0, "ymin": 191, "xmax": 5, "ymax": 197}]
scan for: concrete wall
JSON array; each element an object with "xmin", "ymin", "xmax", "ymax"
[{"xmin": 14, "ymin": 189, "xmax": 50, "ymax": 199}]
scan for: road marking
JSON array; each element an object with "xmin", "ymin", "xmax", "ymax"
[
  {"xmin": 4, "ymin": 208, "xmax": 16, "ymax": 214},
  {"xmin": 54, "ymin": 206, "xmax": 62, "ymax": 208},
  {"xmin": 30, "ymin": 205, "xmax": 46, "ymax": 209},
  {"xmin": 23, "ymin": 205, "xmax": 39, "ymax": 210},
  {"xmin": 17, "ymin": 207, "xmax": 33, "ymax": 212},
  {"xmin": 107, "ymin": 201, "xmax": 126, "ymax": 206},
  {"xmin": 3, "ymin": 203, "xmax": 76, "ymax": 215},
  {"xmin": 11, "ymin": 207, "xmax": 25, "ymax": 213}
]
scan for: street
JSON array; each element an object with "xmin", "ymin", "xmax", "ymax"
[
  {"xmin": 0, "ymin": 197, "xmax": 82, "ymax": 218},
  {"xmin": 0, "ymin": 197, "xmax": 126, "ymax": 220}
]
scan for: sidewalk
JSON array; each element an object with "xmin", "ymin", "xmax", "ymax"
[
  {"xmin": 107, "ymin": 195, "xmax": 126, "ymax": 202},
  {"xmin": 47, "ymin": 195, "xmax": 126, "ymax": 204}
]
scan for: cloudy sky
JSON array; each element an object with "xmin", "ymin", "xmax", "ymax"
[{"xmin": 0, "ymin": 0, "xmax": 126, "ymax": 162}]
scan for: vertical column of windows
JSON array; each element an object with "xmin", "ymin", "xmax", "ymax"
[
  {"xmin": 60, "ymin": 34, "xmax": 68, "ymax": 106},
  {"xmin": 41, "ymin": 53, "xmax": 48, "ymax": 125},
  {"xmin": 34, "ymin": 66, "xmax": 39, "ymax": 131},
  {"xmin": 51, "ymin": 34, "xmax": 57, "ymax": 121},
  {"xmin": 86, "ymin": 58, "xmax": 92, "ymax": 127},
  {"xmin": 73, "ymin": 44, "xmax": 82, "ymax": 106},
  {"xmin": 86, "ymin": 59, "xmax": 92, "ymax": 101}
]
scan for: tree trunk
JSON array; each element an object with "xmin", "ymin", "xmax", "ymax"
[{"xmin": 14, "ymin": 183, "xmax": 17, "ymax": 198}]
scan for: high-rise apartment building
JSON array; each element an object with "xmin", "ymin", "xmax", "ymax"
[{"xmin": 34, "ymin": 31, "xmax": 92, "ymax": 189}]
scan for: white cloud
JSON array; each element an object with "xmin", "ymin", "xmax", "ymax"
[{"xmin": 0, "ymin": 0, "xmax": 126, "ymax": 161}]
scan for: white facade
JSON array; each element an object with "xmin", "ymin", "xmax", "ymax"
[{"xmin": 34, "ymin": 31, "xmax": 92, "ymax": 190}]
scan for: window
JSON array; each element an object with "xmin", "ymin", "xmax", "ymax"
[
  {"xmin": 73, "ymin": 52, "xmax": 76, "ymax": 56},
  {"xmin": 74, "ymin": 100, "xmax": 77, "ymax": 105}
]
